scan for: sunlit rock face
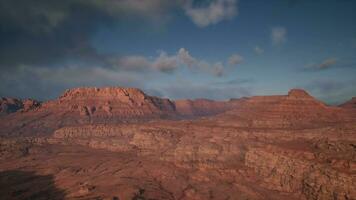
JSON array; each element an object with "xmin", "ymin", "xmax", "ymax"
[
  {"xmin": 0, "ymin": 87, "xmax": 355, "ymax": 200},
  {"xmin": 210, "ymin": 88, "xmax": 356, "ymax": 129},
  {"xmin": 0, "ymin": 87, "xmax": 177, "ymax": 136},
  {"xmin": 0, "ymin": 87, "xmax": 244, "ymax": 136}
]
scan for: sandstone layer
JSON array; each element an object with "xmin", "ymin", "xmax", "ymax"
[
  {"xmin": 0, "ymin": 87, "xmax": 240, "ymax": 136},
  {"xmin": 340, "ymin": 97, "xmax": 356, "ymax": 109},
  {"xmin": 0, "ymin": 87, "xmax": 355, "ymax": 200}
]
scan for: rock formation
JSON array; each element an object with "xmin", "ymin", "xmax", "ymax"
[
  {"xmin": 0, "ymin": 87, "xmax": 243, "ymax": 136},
  {"xmin": 340, "ymin": 97, "xmax": 356, "ymax": 109},
  {"xmin": 0, "ymin": 87, "xmax": 355, "ymax": 200},
  {"xmin": 0, "ymin": 97, "xmax": 40, "ymax": 116},
  {"xmin": 211, "ymin": 88, "xmax": 355, "ymax": 128}
]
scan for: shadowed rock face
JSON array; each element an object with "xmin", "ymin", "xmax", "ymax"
[
  {"xmin": 0, "ymin": 98, "xmax": 40, "ymax": 116},
  {"xmin": 0, "ymin": 170, "xmax": 65, "ymax": 200},
  {"xmin": 340, "ymin": 97, "xmax": 356, "ymax": 109},
  {"xmin": 0, "ymin": 87, "xmax": 355, "ymax": 200}
]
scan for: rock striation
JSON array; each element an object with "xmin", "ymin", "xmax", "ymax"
[
  {"xmin": 0, "ymin": 87, "xmax": 355, "ymax": 200},
  {"xmin": 0, "ymin": 87, "xmax": 244, "ymax": 136},
  {"xmin": 0, "ymin": 87, "xmax": 179, "ymax": 136},
  {"xmin": 212, "ymin": 88, "xmax": 355, "ymax": 128}
]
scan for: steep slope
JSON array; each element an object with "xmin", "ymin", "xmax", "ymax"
[
  {"xmin": 0, "ymin": 87, "xmax": 245, "ymax": 136},
  {"xmin": 340, "ymin": 97, "xmax": 356, "ymax": 109},
  {"xmin": 0, "ymin": 97, "xmax": 40, "ymax": 116},
  {"xmin": 0, "ymin": 87, "xmax": 177, "ymax": 136},
  {"xmin": 210, "ymin": 89, "xmax": 355, "ymax": 128}
]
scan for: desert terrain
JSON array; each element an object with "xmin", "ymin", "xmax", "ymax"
[{"xmin": 0, "ymin": 87, "xmax": 355, "ymax": 200}]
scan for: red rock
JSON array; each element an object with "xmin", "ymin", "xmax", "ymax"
[
  {"xmin": 0, "ymin": 87, "xmax": 355, "ymax": 200},
  {"xmin": 340, "ymin": 97, "xmax": 356, "ymax": 109},
  {"xmin": 0, "ymin": 97, "xmax": 40, "ymax": 116},
  {"xmin": 209, "ymin": 89, "xmax": 354, "ymax": 128}
]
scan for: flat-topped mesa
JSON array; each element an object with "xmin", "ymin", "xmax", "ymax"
[
  {"xmin": 52, "ymin": 87, "xmax": 177, "ymax": 114},
  {"xmin": 212, "ymin": 88, "xmax": 352, "ymax": 128},
  {"xmin": 287, "ymin": 88, "xmax": 312, "ymax": 98},
  {"xmin": 0, "ymin": 87, "xmax": 179, "ymax": 136},
  {"xmin": 284, "ymin": 88, "xmax": 325, "ymax": 105},
  {"xmin": 59, "ymin": 87, "xmax": 147, "ymax": 104}
]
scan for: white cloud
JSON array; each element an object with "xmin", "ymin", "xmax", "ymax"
[
  {"xmin": 0, "ymin": 65, "xmax": 142, "ymax": 99},
  {"xmin": 177, "ymin": 48, "xmax": 232, "ymax": 76},
  {"xmin": 228, "ymin": 54, "xmax": 243, "ymax": 65},
  {"xmin": 152, "ymin": 51, "xmax": 178, "ymax": 72},
  {"xmin": 318, "ymin": 58, "xmax": 338, "ymax": 69},
  {"xmin": 306, "ymin": 58, "xmax": 338, "ymax": 70},
  {"xmin": 183, "ymin": 0, "xmax": 238, "ymax": 27},
  {"xmin": 271, "ymin": 27, "xmax": 287, "ymax": 45},
  {"xmin": 110, "ymin": 48, "xmax": 239, "ymax": 76},
  {"xmin": 178, "ymin": 48, "xmax": 197, "ymax": 67},
  {"xmin": 212, "ymin": 62, "xmax": 224, "ymax": 76},
  {"xmin": 116, "ymin": 56, "xmax": 151, "ymax": 70},
  {"xmin": 254, "ymin": 46, "xmax": 264, "ymax": 55}
]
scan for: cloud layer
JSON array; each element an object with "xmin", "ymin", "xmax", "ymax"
[
  {"xmin": 271, "ymin": 27, "xmax": 287, "ymax": 45},
  {"xmin": 0, "ymin": 0, "xmax": 239, "ymax": 71},
  {"xmin": 183, "ymin": 0, "xmax": 238, "ymax": 27},
  {"xmin": 305, "ymin": 58, "xmax": 338, "ymax": 70}
]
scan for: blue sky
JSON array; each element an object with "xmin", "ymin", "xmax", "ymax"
[{"xmin": 0, "ymin": 0, "xmax": 355, "ymax": 104}]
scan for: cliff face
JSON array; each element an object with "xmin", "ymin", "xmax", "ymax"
[
  {"xmin": 212, "ymin": 89, "xmax": 355, "ymax": 128},
  {"xmin": 45, "ymin": 87, "xmax": 177, "ymax": 119},
  {"xmin": 340, "ymin": 97, "xmax": 356, "ymax": 109},
  {"xmin": 0, "ymin": 87, "xmax": 178, "ymax": 136},
  {"xmin": 42, "ymin": 121, "xmax": 356, "ymax": 200},
  {"xmin": 0, "ymin": 87, "xmax": 244, "ymax": 136},
  {"xmin": 0, "ymin": 87, "xmax": 355, "ymax": 200},
  {"xmin": 0, "ymin": 97, "xmax": 40, "ymax": 116}
]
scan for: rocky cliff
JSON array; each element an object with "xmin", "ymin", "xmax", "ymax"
[
  {"xmin": 0, "ymin": 97, "xmax": 40, "ymax": 116},
  {"xmin": 0, "ymin": 87, "xmax": 355, "ymax": 200},
  {"xmin": 340, "ymin": 97, "xmax": 356, "ymax": 109},
  {"xmin": 0, "ymin": 87, "xmax": 178, "ymax": 136},
  {"xmin": 211, "ymin": 89, "xmax": 355, "ymax": 128},
  {"xmin": 0, "ymin": 87, "xmax": 243, "ymax": 136}
]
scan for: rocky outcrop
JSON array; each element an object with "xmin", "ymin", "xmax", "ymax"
[
  {"xmin": 245, "ymin": 145, "xmax": 355, "ymax": 200},
  {"xmin": 0, "ymin": 98, "xmax": 23, "ymax": 115},
  {"xmin": 212, "ymin": 89, "xmax": 355, "ymax": 129},
  {"xmin": 0, "ymin": 87, "xmax": 180, "ymax": 136},
  {"xmin": 44, "ymin": 119, "xmax": 356, "ymax": 200},
  {"xmin": 0, "ymin": 87, "xmax": 245, "ymax": 136},
  {"xmin": 340, "ymin": 97, "xmax": 356, "ymax": 109},
  {"xmin": 0, "ymin": 97, "xmax": 40, "ymax": 116}
]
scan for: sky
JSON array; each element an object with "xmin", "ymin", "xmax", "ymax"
[{"xmin": 0, "ymin": 0, "xmax": 355, "ymax": 104}]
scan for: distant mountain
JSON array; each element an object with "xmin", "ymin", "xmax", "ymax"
[
  {"xmin": 206, "ymin": 89, "xmax": 356, "ymax": 129},
  {"xmin": 0, "ymin": 87, "xmax": 238, "ymax": 136},
  {"xmin": 339, "ymin": 97, "xmax": 356, "ymax": 109}
]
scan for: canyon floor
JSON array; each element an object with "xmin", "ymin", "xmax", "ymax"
[{"xmin": 0, "ymin": 87, "xmax": 355, "ymax": 200}]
